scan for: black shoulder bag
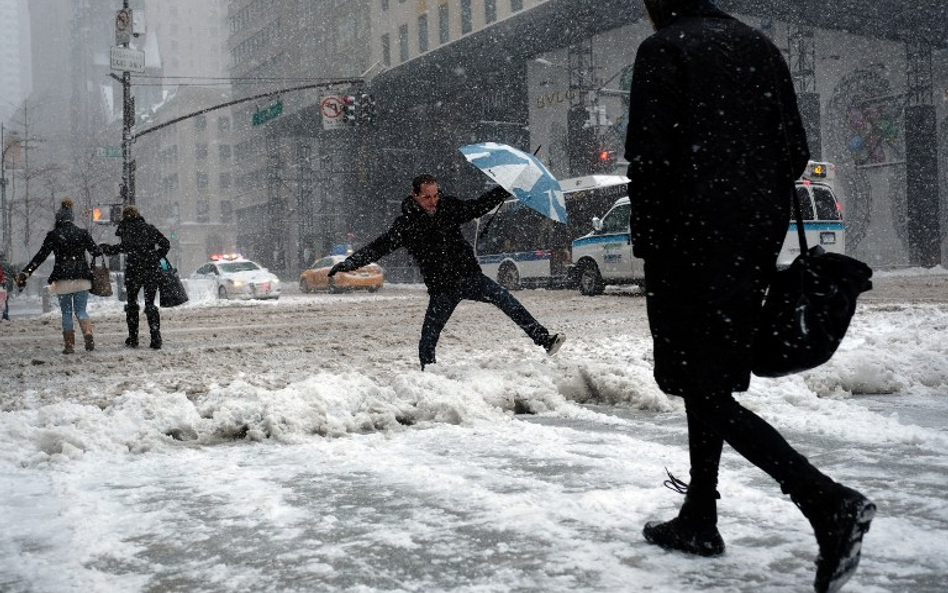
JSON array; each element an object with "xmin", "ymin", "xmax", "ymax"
[
  {"xmin": 752, "ymin": 191, "xmax": 873, "ymax": 377},
  {"xmin": 752, "ymin": 40, "xmax": 873, "ymax": 378},
  {"xmin": 158, "ymin": 258, "xmax": 189, "ymax": 308}
]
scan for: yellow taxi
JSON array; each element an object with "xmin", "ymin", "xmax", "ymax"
[{"xmin": 299, "ymin": 255, "xmax": 384, "ymax": 293}]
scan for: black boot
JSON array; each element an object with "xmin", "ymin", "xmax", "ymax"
[
  {"xmin": 145, "ymin": 305, "xmax": 161, "ymax": 349},
  {"xmin": 793, "ymin": 484, "xmax": 876, "ymax": 593},
  {"xmin": 125, "ymin": 303, "xmax": 139, "ymax": 348},
  {"xmin": 643, "ymin": 517, "xmax": 725, "ymax": 557},
  {"xmin": 643, "ymin": 471, "xmax": 725, "ymax": 557}
]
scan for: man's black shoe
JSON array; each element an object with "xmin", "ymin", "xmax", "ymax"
[
  {"xmin": 643, "ymin": 517, "xmax": 725, "ymax": 557},
  {"xmin": 813, "ymin": 487, "xmax": 876, "ymax": 593},
  {"xmin": 542, "ymin": 333, "xmax": 566, "ymax": 356},
  {"xmin": 125, "ymin": 337, "xmax": 138, "ymax": 348}
]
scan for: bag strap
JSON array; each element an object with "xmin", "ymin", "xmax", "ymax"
[
  {"xmin": 790, "ymin": 184, "xmax": 808, "ymax": 253},
  {"xmin": 763, "ymin": 33, "xmax": 809, "ymax": 255}
]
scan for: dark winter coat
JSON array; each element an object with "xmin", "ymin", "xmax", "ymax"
[
  {"xmin": 101, "ymin": 216, "xmax": 170, "ymax": 285},
  {"xmin": 624, "ymin": 3, "xmax": 810, "ymax": 396},
  {"xmin": 22, "ymin": 221, "xmax": 102, "ymax": 284},
  {"xmin": 624, "ymin": 3, "xmax": 809, "ymax": 263},
  {"xmin": 343, "ymin": 187, "xmax": 509, "ymax": 294}
]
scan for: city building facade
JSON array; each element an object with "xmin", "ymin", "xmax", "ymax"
[
  {"xmin": 225, "ymin": 0, "xmax": 372, "ymax": 273},
  {"xmin": 134, "ymin": 87, "xmax": 238, "ymax": 275},
  {"xmin": 7, "ymin": 0, "xmax": 947, "ymax": 271}
]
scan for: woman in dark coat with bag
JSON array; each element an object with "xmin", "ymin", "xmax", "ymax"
[
  {"xmin": 16, "ymin": 198, "xmax": 102, "ymax": 353},
  {"xmin": 625, "ymin": 1, "xmax": 874, "ymax": 592},
  {"xmin": 101, "ymin": 206, "xmax": 170, "ymax": 349}
]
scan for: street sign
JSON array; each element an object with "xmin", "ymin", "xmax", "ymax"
[
  {"xmin": 96, "ymin": 146, "xmax": 122, "ymax": 158},
  {"xmin": 320, "ymin": 94, "xmax": 346, "ymax": 130},
  {"xmin": 110, "ymin": 46, "xmax": 145, "ymax": 73},
  {"xmin": 252, "ymin": 100, "xmax": 283, "ymax": 126}
]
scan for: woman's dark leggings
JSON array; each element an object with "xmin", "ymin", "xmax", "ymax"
[{"xmin": 683, "ymin": 391, "xmax": 833, "ymax": 511}]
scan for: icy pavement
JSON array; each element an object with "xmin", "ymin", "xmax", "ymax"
[{"xmin": 1, "ymin": 271, "xmax": 947, "ymax": 592}]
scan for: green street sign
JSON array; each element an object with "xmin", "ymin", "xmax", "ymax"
[
  {"xmin": 96, "ymin": 146, "xmax": 122, "ymax": 158},
  {"xmin": 252, "ymin": 100, "xmax": 284, "ymax": 126}
]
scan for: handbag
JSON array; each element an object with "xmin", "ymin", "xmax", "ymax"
[
  {"xmin": 752, "ymin": 42, "xmax": 873, "ymax": 377},
  {"xmin": 752, "ymin": 188, "xmax": 873, "ymax": 377},
  {"xmin": 158, "ymin": 258, "xmax": 189, "ymax": 308},
  {"xmin": 89, "ymin": 256, "xmax": 113, "ymax": 297}
]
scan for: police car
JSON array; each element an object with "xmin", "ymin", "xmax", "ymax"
[
  {"xmin": 190, "ymin": 254, "xmax": 281, "ymax": 300},
  {"xmin": 569, "ymin": 161, "xmax": 845, "ymax": 295},
  {"xmin": 776, "ymin": 161, "xmax": 845, "ymax": 267}
]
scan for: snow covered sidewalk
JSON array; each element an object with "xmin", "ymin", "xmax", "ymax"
[{"xmin": 1, "ymin": 272, "xmax": 946, "ymax": 592}]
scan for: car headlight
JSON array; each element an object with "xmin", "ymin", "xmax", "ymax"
[{"xmin": 227, "ymin": 279, "xmax": 245, "ymax": 287}]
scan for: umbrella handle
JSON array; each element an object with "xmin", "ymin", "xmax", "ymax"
[{"xmin": 477, "ymin": 203, "xmax": 503, "ymax": 242}]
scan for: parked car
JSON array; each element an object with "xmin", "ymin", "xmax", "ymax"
[
  {"xmin": 191, "ymin": 254, "xmax": 281, "ymax": 300},
  {"xmin": 299, "ymin": 255, "xmax": 384, "ymax": 293}
]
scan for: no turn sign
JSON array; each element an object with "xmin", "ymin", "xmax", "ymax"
[{"xmin": 320, "ymin": 95, "xmax": 345, "ymax": 130}]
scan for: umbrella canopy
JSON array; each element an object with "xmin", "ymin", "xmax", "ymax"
[{"xmin": 460, "ymin": 142, "xmax": 567, "ymax": 223}]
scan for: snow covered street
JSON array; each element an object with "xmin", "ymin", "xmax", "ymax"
[{"xmin": 2, "ymin": 271, "xmax": 947, "ymax": 592}]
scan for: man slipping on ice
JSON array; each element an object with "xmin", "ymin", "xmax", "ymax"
[{"xmin": 329, "ymin": 173, "xmax": 565, "ymax": 370}]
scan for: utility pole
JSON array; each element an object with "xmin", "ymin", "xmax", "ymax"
[
  {"xmin": 109, "ymin": 1, "xmax": 141, "ymax": 208},
  {"xmin": 116, "ymin": 0, "xmax": 135, "ymax": 206}
]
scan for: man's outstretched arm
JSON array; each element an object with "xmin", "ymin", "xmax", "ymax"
[{"xmin": 329, "ymin": 227, "xmax": 403, "ymax": 276}]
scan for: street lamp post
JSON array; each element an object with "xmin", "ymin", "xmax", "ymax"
[
  {"xmin": 120, "ymin": 0, "xmax": 134, "ymax": 206},
  {"xmin": 108, "ymin": 0, "xmax": 137, "ymax": 207}
]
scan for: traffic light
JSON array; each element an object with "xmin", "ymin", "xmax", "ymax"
[
  {"xmin": 596, "ymin": 148, "xmax": 617, "ymax": 173},
  {"xmin": 357, "ymin": 92, "xmax": 376, "ymax": 125},
  {"xmin": 342, "ymin": 95, "xmax": 358, "ymax": 125},
  {"xmin": 92, "ymin": 204, "xmax": 123, "ymax": 224}
]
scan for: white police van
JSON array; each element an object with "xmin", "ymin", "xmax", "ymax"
[
  {"xmin": 569, "ymin": 161, "xmax": 845, "ymax": 295},
  {"xmin": 474, "ymin": 175, "xmax": 629, "ymax": 289},
  {"xmin": 777, "ymin": 162, "xmax": 845, "ymax": 266}
]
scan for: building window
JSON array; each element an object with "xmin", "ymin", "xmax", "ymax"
[
  {"xmin": 220, "ymin": 200, "xmax": 233, "ymax": 223},
  {"xmin": 485, "ymin": 0, "xmax": 496, "ymax": 24},
  {"xmin": 381, "ymin": 33, "xmax": 391, "ymax": 66},
  {"xmin": 399, "ymin": 24, "xmax": 409, "ymax": 63},
  {"xmin": 196, "ymin": 172, "xmax": 209, "ymax": 189},
  {"xmin": 418, "ymin": 14, "xmax": 428, "ymax": 53},
  {"xmin": 461, "ymin": 0, "xmax": 472, "ymax": 34},
  {"xmin": 219, "ymin": 145, "xmax": 231, "ymax": 160},
  {"xmin": 194, "ymin": 115, "xmax": 207, "ymax": 131},
  {"xmin": 196, "ymin": 197, "xmax": 210, "ymax": 223},
  {"xmin": 218, "ymin": 116, "xmax": 230, "ymax": 131},
  {"xmin": 220, "ymin": 172, "xmax": 231, "ymax": 189},
  {"xmin": 511, "ymin": 0, "xmax": 523, "ymax": 11},
  {"xmin": 380, "ymin": 0, "xmax": 389, "ymax": 10},
  {"xmin": 195, "ymin": 143, "xmax": 208, "ymax": 161},
  {"xmin": 439, "ymin": 4, "xmax": 449, "ymax": 44}
]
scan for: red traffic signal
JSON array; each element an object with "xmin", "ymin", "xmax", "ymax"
[{"xmin": 342, "ymin": 95, "xmax": 357, "ymax": 124}]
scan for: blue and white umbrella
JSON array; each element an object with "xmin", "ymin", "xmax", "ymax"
[{"xmin": 459, "ymin": 142, "xmax": 567, "ymax": 223}]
